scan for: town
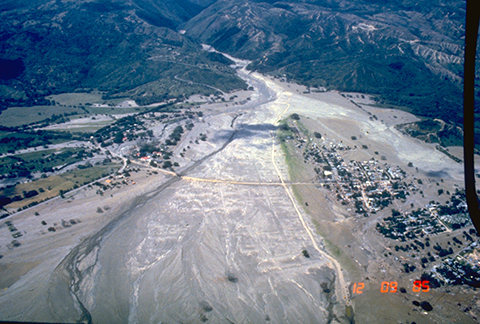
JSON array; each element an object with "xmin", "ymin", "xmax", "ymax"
[{"xmin": 280, "ymin": 114, "xmax": 480, "ymax": 292}]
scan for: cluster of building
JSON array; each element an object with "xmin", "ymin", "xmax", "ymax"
[
  {"xmin": 286, "ymin": 122, "xmax": 480, "ymax": 291},
  {"xmin": 430, "ymin": 238, "xmax": 480, "ymax": 288},
  {"xmin": 303, "ymin": 141, "xmax": 417, "ymax": 216},
  {"xmin": 376, "ymin": 190, "xmax": 472, "ymax": 241},
  {"xmin": 135, "ymin": 151, "xmax": 164, "ymax": 164},
  {"xmin": 92, "ymin": 173, "xmax": 137, "ymax": 196},
  {"xmin": 376, "ymin": 208, "xmax": 447, "ymax": 241}
]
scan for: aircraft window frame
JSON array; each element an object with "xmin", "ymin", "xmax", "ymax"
[{"xmin": 463, "ymin": 0, "xmax": 480, "ymax": 233}]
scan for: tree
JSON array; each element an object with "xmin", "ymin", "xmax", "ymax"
[
  {"xmin": 113, "ymin": 131, "xmax": 123, "ymax": 144},
  {"xmin": 140, "ymin": 143, "xmax": 159, "ymax": 155},
  {"xmin": 169, "ymin": 126, "xmax": 184, "ymax": 141},
  {"xmin": 0, "ymin": 196, "xmax": 12, "ymax": 207},
  {"xmin": 290, "ymin": 113, "xmax": 300, "ymax": 120},
  {"xmin": 23, "ymin": 190, "xmax": 38, "ymax": 198}
]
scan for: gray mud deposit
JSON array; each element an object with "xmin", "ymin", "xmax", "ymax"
[
  {"xmin": 1, "ymin": 51, "xmax": 468, "ymax": 324},
  {"xmin": 43, "ymin": 65, "xmax": 341, "ymax": 323},
  {"xmin": 58, "ymin": 181, "xmax": 336, "ymax": 323}
]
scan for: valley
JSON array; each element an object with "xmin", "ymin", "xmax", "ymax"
[
  {"xmin": 1, "ymin": 1, "xmax": 480, "ymax": 323},
  {"xmin": 0, "ymin": 50, "xmax": 479, "ymax": 323}
]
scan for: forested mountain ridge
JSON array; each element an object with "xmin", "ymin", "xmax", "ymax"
[{"xmin": 0, "ymin": 0, "xmax": 246, "ymax": 108}]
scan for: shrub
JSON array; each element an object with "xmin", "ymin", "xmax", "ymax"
[
  {"xmin": 0, "ymin": 196, "xmax": 12, "ymax": 207},
  {"xmin": 227, "ymin": 274, "xmax": 238, "ymax": 283},
  {"xmin": 23, "ymin": 190, "xmax": 39, "ymax": 198}
]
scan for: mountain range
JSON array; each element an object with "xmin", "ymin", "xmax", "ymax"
[
  {"xmin": 185, "ymin": 0, "xmax": 467, "ymax": 124},
  {"xmin": 0, "ymin": 0, "xmax": 245, "ymax": 107},
  {"xmin": 0, "ymin": 0, "xmax": 471, "ymax": 129}
]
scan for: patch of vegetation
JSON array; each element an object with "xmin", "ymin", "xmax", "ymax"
[
  {"xmin": 0, "ymin": 163, "xmax": 120, "ymax": 209},
  {"xmin": 92, "ymin": 115, "xmax": 143, "ymax": 145},
  {"xmin": 227, "ymin": 274, "xmax": 238, "ymax": 283},
  {"xmin": 169, "ymin": 126, "xmax": 184, "ymax": 142},
  {"xmin": 0, "ymin": 129, "xmax": 85, "ymax": 154},
  {"xmin": 139, "ymin": 143, "xmax": 160, "ymax": 156},
  {"xmin": 398, "ymin": 119, "xmax": 464, "ymax": 148},
  {"xmin": 0, "ymin": 105, "xmax": 84, "ymax": 127},
  {"xmin": 0, "ymin": 147, "xmax": 88, "ymax": 178}
]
